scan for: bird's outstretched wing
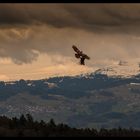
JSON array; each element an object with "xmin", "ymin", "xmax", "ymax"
[
  {"xmin": 82, "ymin": 54, "xmax": 90, "ymax": 60},
  {"xmin": 72, "ymin": 45, "xmax": 82, "ymax": 54}
]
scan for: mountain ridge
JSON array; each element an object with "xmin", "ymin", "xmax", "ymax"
[{"xmin": 0, "ymin": 66, "xmax": 140, "ymax": 128}]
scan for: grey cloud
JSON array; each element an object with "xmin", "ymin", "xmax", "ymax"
[
  {"xmin": 0, "ymin": 4, "xmax": 140, "ymax": 65},
  {"xmin": 0, "ymin": 4, "xmax": 140, "ymax": 33}
]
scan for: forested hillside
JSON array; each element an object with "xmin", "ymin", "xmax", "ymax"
[{"xmin": 0, "ymin": 114, "xmax": 139, "ymax": 137}]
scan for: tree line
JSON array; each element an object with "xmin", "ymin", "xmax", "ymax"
[{"xmin": 0, "ymin": 114, "xmax": 139, "ymax": 137}]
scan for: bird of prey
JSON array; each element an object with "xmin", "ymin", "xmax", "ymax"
[{"xmin": 72, "ymin": 45, "xmax": 90, "ymax": 65}]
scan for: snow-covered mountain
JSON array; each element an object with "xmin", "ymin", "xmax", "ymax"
[
  {"xmin": 93, "ymin": 60, "xmax": 140, "ymax": 78},
  {"xmin": 0, "ymin": 62, "xmax": 140, "ymax": 129}
]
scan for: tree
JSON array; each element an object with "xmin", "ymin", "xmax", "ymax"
[
  {"xmin": 19, "ymin": 114, "xmax": 27, "ymax": 127},
  {"xmin": 26, "ymin": 114, "xmax": 33, "ymax": 123},
  {"xmin": 48, "ymin": 119, "xmax": 56, "ymax": 127}
]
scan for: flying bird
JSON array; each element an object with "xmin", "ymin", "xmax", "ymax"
[{"xmin": 72, "ymin": 45, "xmax": 90, "ymax": 65}]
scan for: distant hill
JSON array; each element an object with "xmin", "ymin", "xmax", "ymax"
[{"xmin": 0, "ymin": 72, "xmax": 140, "ymax": 129}]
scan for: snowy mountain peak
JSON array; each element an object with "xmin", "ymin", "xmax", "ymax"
[
  {"xmin": 93, "ymin": 61, "xmax": 140, "ymax": 78},
  {"xmin": 76, "ymin": 60, "xmax": 140, "ymax": 79}
]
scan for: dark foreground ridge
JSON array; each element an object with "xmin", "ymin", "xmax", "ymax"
[{"xmin": 0, "ymin": 114, "xmax": 139, "ymax": 137}]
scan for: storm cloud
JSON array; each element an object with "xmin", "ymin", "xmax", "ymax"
[
  {"xmin": 1, "ymin": 4, "xmax": 140, "ymax": 32},
  {"xmin": 0, "ymin": 4, "xmax": 140, "ymax": 65}
]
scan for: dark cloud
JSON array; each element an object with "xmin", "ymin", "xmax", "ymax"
[
  {"xmin": 0, "ymin": 4, "xmax": 140, "ymax": 33},
  {"xmin": 0, "ymin": 4, "xmax": 140, "ymax": 65}
]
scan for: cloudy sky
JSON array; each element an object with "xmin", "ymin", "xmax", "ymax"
[{"xmin": 1, "ymin": 3, "xmax": 140, "ymax": 81}]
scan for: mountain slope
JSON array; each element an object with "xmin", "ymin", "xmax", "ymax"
[{"xmin": 0, "ymin": 68, "xmax": 140, "ymax": 128}]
